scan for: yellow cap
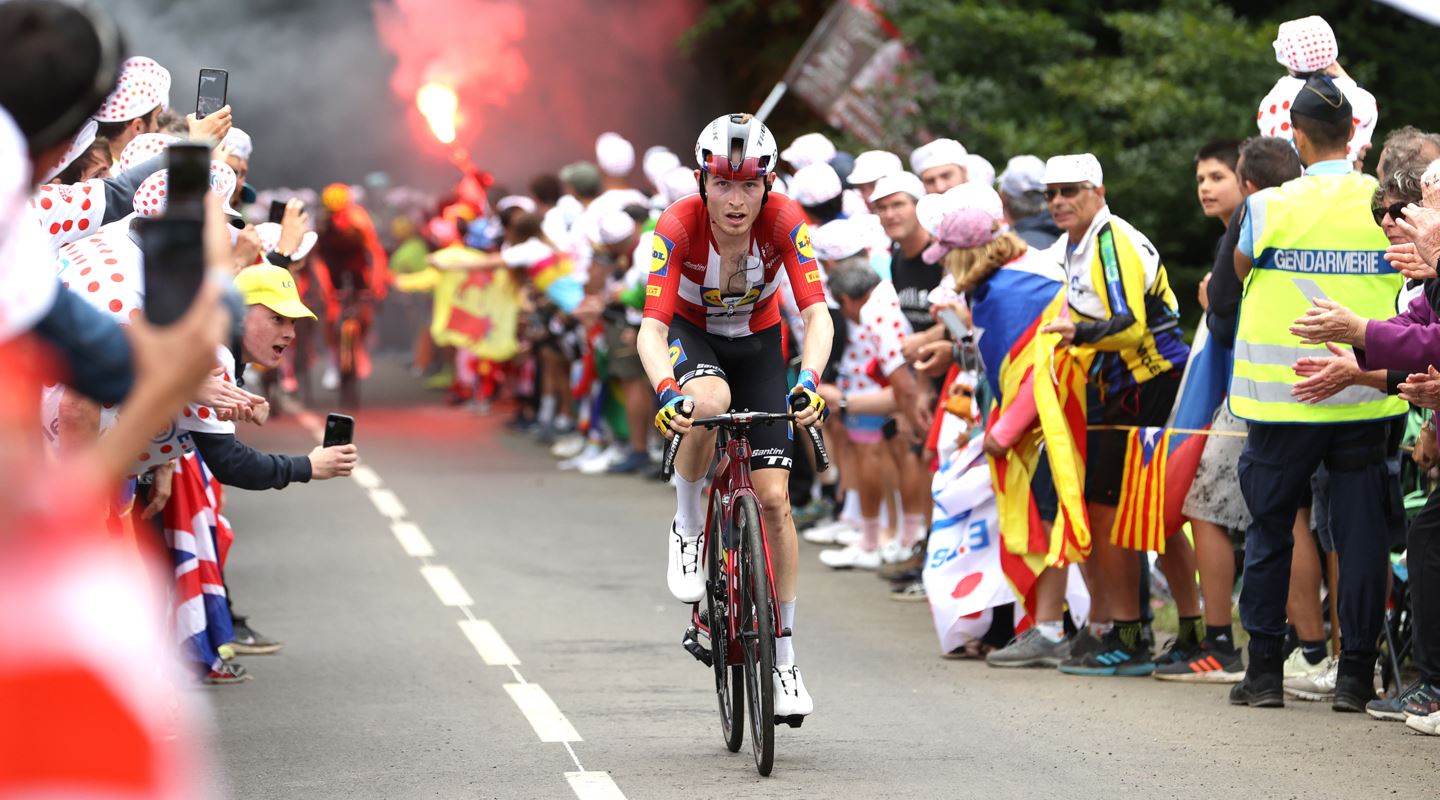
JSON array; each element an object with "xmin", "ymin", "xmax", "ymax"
[{"xmin": 234, "ymin": 264, "xmax": 317, "ymax": 320}]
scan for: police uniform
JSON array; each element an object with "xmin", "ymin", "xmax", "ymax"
[{"xmin": 1231, "ymin": 77, "xmax": 1402, "ymax": 688}]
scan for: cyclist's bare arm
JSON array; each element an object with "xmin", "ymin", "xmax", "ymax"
[{"xmin": 795, "ymin": 303, "xmax": 833, "ymax": 395}]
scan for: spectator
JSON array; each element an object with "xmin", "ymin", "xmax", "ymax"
[
  {"xmin": 910, "ymin": 138, "xmax": 968, "ymax": 195},
  {"xmin": 997, "ymin": 155, "xmax": 1061, "ymax": 249},
  {"xmin": 1038, "ymin": 153, "xmax": 1198, "ymax": 677},
  {"xmin": 1229, "ymin": 74, "xmax": 1401, "ymax": 711}
]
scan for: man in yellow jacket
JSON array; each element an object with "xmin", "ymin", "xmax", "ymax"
[{"xmin": 1229, "ymin": 75, "xmax": 1403, "ymax": 711}]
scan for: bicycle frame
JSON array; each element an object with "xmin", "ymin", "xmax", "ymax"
[{"xmin": 689, "ymin": 425, "xmax": 783, "ymax": 667}]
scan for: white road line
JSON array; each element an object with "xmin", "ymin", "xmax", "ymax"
[
  {"xmin": 459, "ymin": 620, "xmax": 520, "ymax": 666},
  {"xmin": 368, "ymin": 488, "xmax": 408, "ymax": 520},
  {"xmin": 565, "ymin": 772, "xmax": 626, "ymax": 800},
  {"xmin": 350, "ymin": 464, "xmax": 382, "ymax": 489},
  {"xmin": 505, "ymin": 683, "xmax": 582, "ymax": 743},
  {"xmin": 419, "ymin": 565, "xmax": 473, "ymax": 607},
  {"xmin": 390, "ymin": 520, "xmax": 435, "ymax": 557}
]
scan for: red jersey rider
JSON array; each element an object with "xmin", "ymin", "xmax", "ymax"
[{"xmin": 638, "ymin": 113, "xmax": 833, "ymax": 721}]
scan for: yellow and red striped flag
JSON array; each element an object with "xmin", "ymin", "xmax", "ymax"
[{"xmin": 1111, "ymin": 427, "xmax": 1171, "ymax": 553}]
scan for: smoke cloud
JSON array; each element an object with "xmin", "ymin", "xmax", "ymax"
[{"xmin": 102, "ymin": 0, "xmax": 711, "ymax": 194}]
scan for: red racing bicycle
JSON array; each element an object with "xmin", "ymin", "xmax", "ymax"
[{"xmin": 662, "ymin": 394, "xmax": 828, "ymax": 776}]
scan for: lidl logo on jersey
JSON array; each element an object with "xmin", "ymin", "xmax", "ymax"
[
  {"xmin": 790, "ymin": 222, "xmax": 815, "ymax": 265},
  {"xmin": 651, "ymin": 233, "xmax": 675, "ymax": 277},
  {"xmin": 668, "ymin": 339, "xmax": 687, "ymax": 367},
  {"xmin": 701, "ymin": 287, "xmax": 762, "ymax": 308}
]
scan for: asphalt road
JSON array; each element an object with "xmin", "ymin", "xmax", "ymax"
[{"xmin": 209, "ymin": 364, "xmax": 1439, "ymax": 799}]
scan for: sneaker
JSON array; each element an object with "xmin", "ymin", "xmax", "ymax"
[
  {"xmin": 792, "ymin": 498, "xmax": 834, "ymax": 527},
  {"xmin": 1403, "ymin": 682, "xmax": 1440, "ymax": 718},
  {"xmin": 1332, "ymin": 673, "xmax": 1377, "ymax": 713},
  {"xmin": 1365, "ymin": 680, "xmax": 1435, "ymax": 722},
  {"xmin": 942, "ymin": 640, "xmax": 994, "ymax": 660},
  {"xmin": 818, "ymin": 544, "xmax": 881, "ymax": 570},
  {"xmin": 578, "ymin": 444, "xmax": 627, "ymax": 474},
  {"xmin": 204, "ymin": 661, "xmax": 252, "ymax": 685},
  {"xmin": 888, "ymin": 579, "xmax": 927, "ymax": 602},
  {"xmin": 1228, "ymin": 671, "xmax": 1284, "ymax": 707},
  {"xmin": 1282, "ymin": 648, "xmax": 1319, "ymax": 680},
  {"xmin": 802, "ymin": 519, "xmax": 857, "ymax": 545},
  {"xmin": 987, "ymin": 628, "xmax": 1072, "ymax": 668},
  {"xmin": 558, "ymin": 441, "xmax": 603, "ymax": 471},
  {"xmin": 878, "ymin": 543, "xmax": 925, "ymax": 580},
  {"xmin": 1283, "ymin": 655, "xmax": 1337, "ymax": 701},
  {"xmin": 321, "ymin": 364, "xmax": 339, "ymax": 391},
  {"xmin": 834, "ymin": 526, "xmax": 862, "ymax": 546},
  {"xmin": 1153, "ymin": 643, "xmax": 1244, "ymax": 683},
  {"xmin": 1405, "ymin": 710, "xmax": 1440, "ymax": 735},
  {"xmin": 229, "ymin": 620, "xmax": 283, "ymax": 656},
  {"xmin": 773, "ymin": 665, "xmax": 813, "ymax": 718},
  {"xmin": 1151, "ymin": 637, "xmax": 1201, "ymax": 668},
  {"xmin": 666, "ymin": 523, "xmax": 704, "ymax": 603},
  {"xmin": 605, "ymin": 449, "xmax": 652, "ymax": 474},
  {"xmin": 879, "ymin": 538, "xmax": 911, "ymax": 565},
  {"xmin": 1057, "ymin": 627, "xmax": 1154, "ymax": 677},
  {"xmin": 1067, "ymin": 628, "xmax": 1104, "ymax": 661},
  {"xmin": 550, "ymin": 433, "xmax": 587, "ymax": 459}
]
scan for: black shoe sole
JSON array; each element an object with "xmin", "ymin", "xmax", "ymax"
[
  {"xmin": 1333, "ymin": 694, "xmax": 1373, "ymax": 713},
  {"xmin": 1230, "ymin": 688, "xmax": 1285, "ymax": 708}
]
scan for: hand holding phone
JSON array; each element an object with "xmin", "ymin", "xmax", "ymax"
[
  {"xmin": 196, "ymin": 68, "xmax": 228, "ymax": 119},
  {"xmin": 268, "ymin": 199, "xmax": 288, "ymax": 224},
  {"xmin": 323, "ymin": 413, "xmax": 355, "ymax": 447}
]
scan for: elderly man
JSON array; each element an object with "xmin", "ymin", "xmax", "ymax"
[
  {"xmin": 1038, "ymin": 153, "xmax": 1197, "ymax": 678},
  {"xmin": 997, "ymin": 155, "xmax": 1062, "ymax": 249},
  {"xmin": 911, "ymin": 138, "xmax": 968, "ymax": 195},
  {"xmin": 1228, "ymin": 75, "xmax": 1403, "ymax": 712}
]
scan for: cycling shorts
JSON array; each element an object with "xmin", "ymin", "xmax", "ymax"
[{"xmin": 668, "ymin": 316, "xmax": 794, "ymax": 472}]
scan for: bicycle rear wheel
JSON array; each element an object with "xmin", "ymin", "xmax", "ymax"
[
  {"xmin": 707, "ymin": 498, "xmax": 744, "ymax": 753},
  {"xmin": 736, "ymin": 495, "xmax": 775, "ymax": 776}
]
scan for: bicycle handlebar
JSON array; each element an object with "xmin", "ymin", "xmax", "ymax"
[{"xmin": 659, "ymin": 397, "xmax": 830, "ymax": 481}]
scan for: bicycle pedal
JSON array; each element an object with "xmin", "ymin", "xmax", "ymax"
[
  {"xmin": 681, "ymin": 625, "xmax": 712, "ymax": 667},
  {"xmin": 775, "ymin": 714, "xmax": 805, "ymax": 728}
]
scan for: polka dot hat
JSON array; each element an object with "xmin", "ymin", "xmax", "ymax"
[
  {"xmin": 117, "ymin": 132, "xmax": 179, "ymax": 173},
  {"xmin": 1273, "ymin": 16, "xmax": 1338, "ymax": 75},
  {"xmin": 133, "ymin": 161, "xmax": 239, "ymax": 219},
  {"xmin": 92, "ymin": 72, "xmax": 162, "ymax": 124}
]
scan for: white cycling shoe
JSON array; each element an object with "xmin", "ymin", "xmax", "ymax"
[
  {"xmin": 667, "ymin": 523, "xmax": 705, "ymax": 603},
  {"xmin": 773, "ymin": 664, "xmax": 813, "ymax": 718}
]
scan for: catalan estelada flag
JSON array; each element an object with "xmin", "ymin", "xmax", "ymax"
[
  {"xmin": 989, "ymin": 291, "xmax": 1093, "ymax": 622},
  {"xmin": 1112, "ymin": 427, "xmax": 1170, "ymax": 552}
]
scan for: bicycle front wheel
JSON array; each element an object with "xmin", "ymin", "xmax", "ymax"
[
  {"xmin": 707, "ymin": 497, "xmax": 744, "ymax": 754},
  {"xmin": 736, "ymin": 494, "xmax": 775, "ymax": 777}
]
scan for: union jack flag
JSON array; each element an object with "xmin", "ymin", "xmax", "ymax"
[{"xmin": 162, "ymin": 452, "xmax": 234, "ymax": 672}]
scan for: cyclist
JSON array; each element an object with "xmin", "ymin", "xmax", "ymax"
[
  {"xmin": 312, "ymin": 182, "xmax": 389, "ymax": 388},
  {"xmin": 639, "ymin": 113, "xmax": 834, "ymax": 720}
]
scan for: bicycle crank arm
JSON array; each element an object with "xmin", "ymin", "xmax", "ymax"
[{"xmin": 681, "ymin": 625, "xmax": 712, "ymax": 667}]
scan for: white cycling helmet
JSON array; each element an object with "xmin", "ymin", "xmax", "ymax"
[{"xmin": 694, "ymin": 113, "xmax": 777, "ymax": 180}]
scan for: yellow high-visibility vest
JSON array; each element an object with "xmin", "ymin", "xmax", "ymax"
[{"xmin": 1230, "ymin": 170, "xmax": 1404, "ymax": 423}]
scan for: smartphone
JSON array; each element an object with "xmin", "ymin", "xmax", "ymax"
[
  {"xmin": 165, "ymin": 142, "xmax": 210, "ymax": 221},
  {"xmin": 268, "ymin": 199, "xmax": 288, "ymax": 224},
  {"xmin": 196, "ymin": 68, "xmax": 228, "ymax": 119},
  {"xmin": 936, "ymin": 307, "xmax": 971, "ymax": 343},
  {"xmin": 139, "ymin": 217, "xmax": 205, "ymax": 326},
  {"xmin": 323, "ymin": 413, "xmax": 355, "ymax": 447}
]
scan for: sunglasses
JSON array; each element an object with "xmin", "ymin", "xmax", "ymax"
[
  {"xmin": 1372, "ymin": 202, "xmax": 1408, "ymax": 226},
  {"xmin": 1044, "ymin": 184, "xmax": 1093, "ymax": 201}
]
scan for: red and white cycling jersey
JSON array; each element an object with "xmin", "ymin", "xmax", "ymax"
[{"xmin": 643, "ymin": 193, "xmax": 825, "ymax": 338}]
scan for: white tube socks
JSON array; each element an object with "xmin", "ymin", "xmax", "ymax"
[
  {"xmin": 776, "ymin": 599, "xmax": 797, "ymax": 667},
  {"xmin": 674, "ymin": 474, "xmax": 706, "ymax": 539}
]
